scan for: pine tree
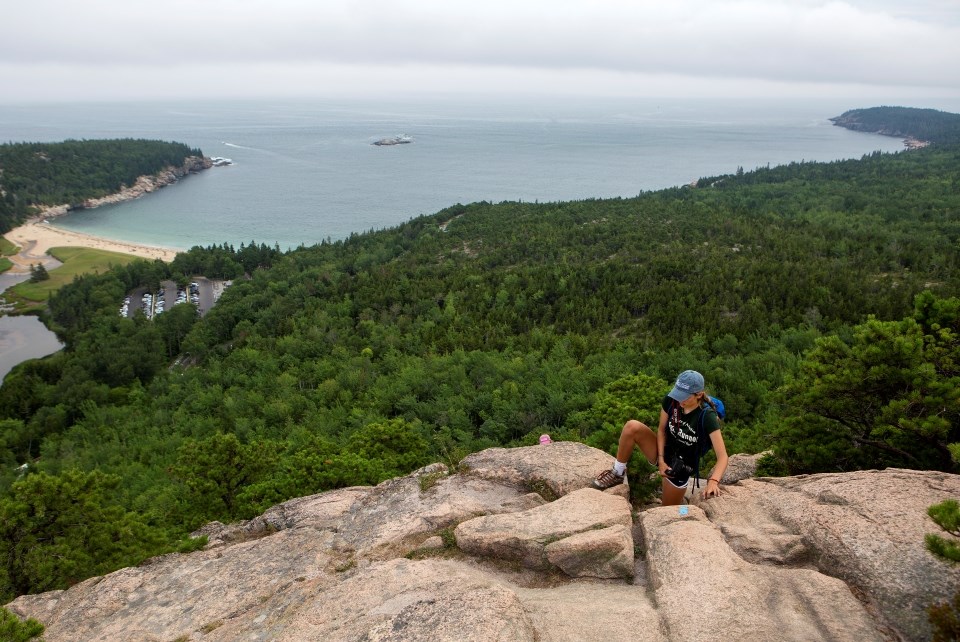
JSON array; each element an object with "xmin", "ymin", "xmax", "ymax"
[
  {"xmin": 774, "ymin": 292, "xmax": 960, "ymax": 473},
  {"xmin": 28, "ymin": 263, "xmax": 49, "ymax": 283},
  {"xmin": 0, "ymin": 607, "xmax": 44, "ymax": 642}
]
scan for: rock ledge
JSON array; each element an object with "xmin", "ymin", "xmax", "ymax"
[{"xmin": 6, "ymin": 446, "xmax": 958, "ymax": 642}]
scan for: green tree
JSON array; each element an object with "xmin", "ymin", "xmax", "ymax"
[
  {"xmin": 172, "ymin": 433, "xmax": 278, "ymax": 524},
  {"xmin": 347, "ymin": 417, "xmax": 432, "ymax": 481},
  {"xmin": 0, "ymin": 138, "xmax": 202, "ymax": 233},
  {"xmin": 0, "ymin": 469, "xmax": 164, "ymax": 600},
  {"xmin": 925, "ymin": 499, "xmax": 960, "ymax": 563},
  {"xmin": 569, "ymin": 373, "xmax": 667, "ymax": 443},
  {"xmin": 0, "ymin": 607, "xmax": 44, "ymax": 642},
  {"xmin": 28, "ymin": 264, "xmax": 49, "ymax": 283},
  {"xmin": 775, "ymin": 293, "xmax": 960, "ymax": 473},
  {"xmin": 569, "ymin": 373, "xmax": 667, "ymax": 503},
  {"xmin": 237, "ymin": 436, "xmax": 343, "ymax": 512},
  {"xmin": 154, "ymin": 302, "xmax": 198, "ymax": 358}
]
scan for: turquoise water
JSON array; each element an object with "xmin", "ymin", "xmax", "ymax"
[{"xmin": 0, "ymin": 97, "xmax": 907, "ymax": 251}]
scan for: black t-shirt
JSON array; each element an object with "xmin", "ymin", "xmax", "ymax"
[{"xmin": 661, "ymin": 394, "xmax": 721, "ymax": 469}]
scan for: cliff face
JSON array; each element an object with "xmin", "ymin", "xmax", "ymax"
[
  {"xmin": 829, "ymin": 112, "xmax": 910, "ymax": 138},
  {"xmin": 7, "ymin": 443, "xmax": 959, "ymax": 642},
  {"xmin": 32, "ymin": 156, "xmax": 213, "ymax": 219},
  {"xmin": 71, "ymin": 156, "xmax": 212, "ymax": 210}
]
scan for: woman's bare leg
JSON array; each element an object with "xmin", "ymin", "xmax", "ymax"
[
  {"xmin": 616, "ymin": 420, "xmax": 658, "ymax": 464},
  {"xmin": 661, "ymin": 478, "xmax": 687, "ymax": 506}
]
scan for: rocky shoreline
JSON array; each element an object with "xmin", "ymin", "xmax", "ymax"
[
  {"xmin": 34, "ymin": 155, "xmax": 212, "ymax": 221},
  {"xmin": 1, "ymin": 156, "xmax": 211, "ymax": 266},
  {"xmin": 828, "ymin": 114, "xmax": 931, "ymax": 150}
]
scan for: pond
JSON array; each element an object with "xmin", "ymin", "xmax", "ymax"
[{"xmin": 0, "ymin": 314, "xmax": 63, "ymax": 383}]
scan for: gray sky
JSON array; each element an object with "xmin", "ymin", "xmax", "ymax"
[{"xmin": 3, "ymin": 0, "xmax": 959, "ymax": 105}]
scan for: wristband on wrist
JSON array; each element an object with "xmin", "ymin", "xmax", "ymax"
[{"xmin": 708, "ymin": 478, "xmax": 720, "ymax": 483}]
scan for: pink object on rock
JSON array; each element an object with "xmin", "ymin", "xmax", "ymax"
[{"xmin": 539, "ymin": 434, "xmax": 553, "ymax": 445}]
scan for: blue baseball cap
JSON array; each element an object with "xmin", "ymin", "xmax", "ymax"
[{"xmin": 668, "ymin": 370, "xmax": 705, "ymax": 402}]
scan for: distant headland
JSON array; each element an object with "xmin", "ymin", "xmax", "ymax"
[
  {"xmin": 0, "ymin": 139, "xmax": 210, "ymax": 235},
  {"xmin": 0, "ymin": 139, "xmax": 227, "ymax": 263},
  {"xmin": 830, "ymin": 106, "xmax": 960, "ymax": 148},
  {"xmin": 39, "ymin": 155, "xmax": 212, "ymax": 220}
]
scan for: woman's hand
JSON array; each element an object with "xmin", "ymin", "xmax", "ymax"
[
  {"xmin": 658, "ymin": 459, "xmax": 670, "ymax": 478},
  {"xmin": 701, "ymin": 478, "xmax": 722, "ymax": 499}
]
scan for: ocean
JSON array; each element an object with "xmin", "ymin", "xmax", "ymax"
[{"xmin": 0, "ymin": 97, "xmax": 909, "ymax": 251}]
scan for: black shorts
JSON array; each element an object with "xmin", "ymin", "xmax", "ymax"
[{"xmin": 664, "ymin": 470, "xmax": 690, "ymax": 489}]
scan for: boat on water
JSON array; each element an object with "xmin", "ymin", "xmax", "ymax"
[
  {"xmin": 373, "ymin": 134, "xmax": 413, "ymax": 146},
  {"xmin": 209, "ymin": 156, "xmax": 234, "ymax": 166}
]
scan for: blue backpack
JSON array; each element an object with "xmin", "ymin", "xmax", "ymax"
[
  {"xmin": 694, "ymin": 396, "xmax": 725, "ymax": 486},
  {"xmin": 696, "ymin": 396, "xmax": 724, "ymax": 451}
]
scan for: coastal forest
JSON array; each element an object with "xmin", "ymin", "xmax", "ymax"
[
  {"xmin": 830, "ymin": 106, "xmax": 960, "ymax": 146},
  {"xmin": 1, "ymin": 109, "xmax": 959, "ymax": 602},
  {"xmin": 0, "ymin": 139, "xmax": 203, "ymax": 232}
]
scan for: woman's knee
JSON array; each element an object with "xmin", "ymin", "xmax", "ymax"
[{"xmin": 623, "ymin": 419, "xmax": 650, "ymax": 437}]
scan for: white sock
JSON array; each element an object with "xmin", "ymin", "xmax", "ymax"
[{"xmin": 613, "ymin": 460, "xmax": 627, "ymax": 476}]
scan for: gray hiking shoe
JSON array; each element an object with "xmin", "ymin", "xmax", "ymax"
[{"xmin": 591, "ymin": 468, "xmax": 625, "ymax": 490}]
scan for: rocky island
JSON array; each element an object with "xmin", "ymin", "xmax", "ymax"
[{"xmin": 373, "ymin": 134, "xmax": 414, "ymax": 146}]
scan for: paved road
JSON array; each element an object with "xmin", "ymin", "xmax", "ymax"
[{"xmin": 193, "ymin": 277, "xmax": 215, "ymax": 316}]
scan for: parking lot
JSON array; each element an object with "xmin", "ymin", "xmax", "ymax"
[{"xmin": 121, "ymin": 278, "xmax": 231, "ymax": 319}]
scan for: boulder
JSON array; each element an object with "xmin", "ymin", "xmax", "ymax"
[
  {"xmin": 511, "ymin": 583, "xmax": 666, "ymax": 642},
  {"xmin": 459, "ymin": 441, "xmax": 628, "ymax": 500},
  {"xmin": 210, "ymin": 558, "xmax": 666, "ymax": 642},
  {"xmin": 7, "ymin": 528, "xmax": 339, "ymax": 642},
  {"xmin": 544, "ymin": 524, "xmax": 634, "ymax": 578},
  {"xmin": 454, "ymin": 488, "xmax": 633, "ymax": 576},
  {"xmin": 336, "ymin": 465, "xmax": 545, "ymax": 559},
  {"xmin": 696, "ymin": 468, "xmax": 960, "ymax": 641},
  {"xmin": 720, "ymin": 450, "xmax": 771, "ymax": 484},
  {"xmin": 641, "ymin": 504, "xmax": 886, "ymax": 641},
  {"xmin": 209, "ymin": 558, "xmax": 540, "ymax": 641},
  {"xmin": 193, "ymin": 486, "xmax": 372, "ymax": 547},
  {"xmin": 5, "ymin": 444, "xmax": 957, "ymax": 642}
]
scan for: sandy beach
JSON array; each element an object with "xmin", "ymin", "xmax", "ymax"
[
  {"xmin": 1, "ymin": 160, "xmax": 207, "ymax": 272},
  {"xmin": 4, "ymin": 219, "xmax": 180, "ymax": 272}
]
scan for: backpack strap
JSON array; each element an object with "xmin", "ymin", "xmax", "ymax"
[
  {"xmin": 669, "ymin": 398, "xmax": 719, "ymax": 490},
  {"xmin": 693, "ymin": 401, "xmax": 718, "ymax": 489}
]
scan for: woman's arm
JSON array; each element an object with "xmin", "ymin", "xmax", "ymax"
[
  {"xmin": 702, "ymin": 430, "xmax": 729, "ymax": 498},
  {"xmin": 657, "ymin": 409, "xmax": 669, "ymax": 476}
]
